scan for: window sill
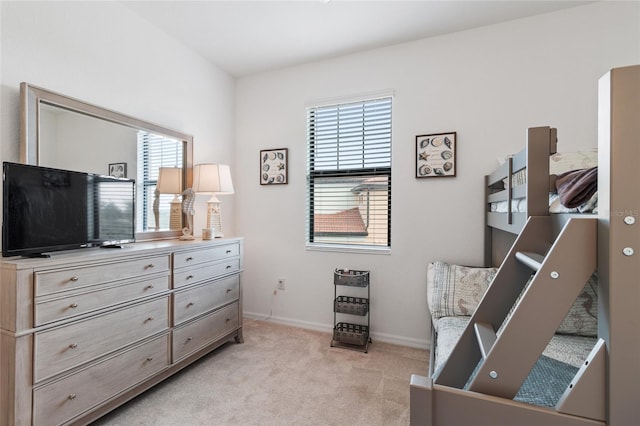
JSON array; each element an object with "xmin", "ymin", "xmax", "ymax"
[{"xmin": 306, "ymin": 243, "xmax": 391, "ymax": 255}]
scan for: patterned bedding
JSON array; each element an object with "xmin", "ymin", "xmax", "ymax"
[
  {"xmin": 491, "ymin": 149, "xmax": 599, "ymax": 214},
  {"xmin": 427, "ymin": 261, "xmax": 598, "ymax": 405}
]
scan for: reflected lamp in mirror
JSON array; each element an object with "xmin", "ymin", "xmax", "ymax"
[
  {"xmin": 156, "ymin": 167, "xmax": 183, "ymax": 231},
  {"xmin": 20, "ymin": 82, "xmax": 193, "ymax": 241},
  {"xmin": 192, "ymin": 163, "xmax": 234, "ymax": 239}
]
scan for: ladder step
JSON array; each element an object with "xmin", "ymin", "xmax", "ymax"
[
  {"xmin": 474, "ymin": 322, "xmax": 497, "ymax": 359},
  {"xmin": 515, "ymin": 251, "xmax": 545, "ymax": 271}
]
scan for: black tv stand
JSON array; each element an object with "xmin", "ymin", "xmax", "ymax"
[{"xmin": 101, "ymin": 244, "xmax": 123, "ymax": 249}]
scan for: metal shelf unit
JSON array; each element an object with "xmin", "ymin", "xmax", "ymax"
[{"xmin": 331, "ymin": 269, "xmax": 371, "ymax": 353}]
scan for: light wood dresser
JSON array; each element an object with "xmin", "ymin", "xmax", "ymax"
[{"xmin": 0, "ymin": 237, "xmax": 243, "ymax": 426}]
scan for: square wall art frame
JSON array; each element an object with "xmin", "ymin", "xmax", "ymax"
[
  {"xmin": 108, "ymin": 162, "xmax": 127, "ymax": 178},
  {"xmin": 260, "ymin": 148, "xmax": 288, "ymax": 185},
  {"xmin": 415, "ymin": 132, "xmax": 456, "ymax": 178}
]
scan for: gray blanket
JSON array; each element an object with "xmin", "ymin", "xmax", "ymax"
[{"xmin": 555, "ymin": 166, "xmax": 598, "ymax": 208}]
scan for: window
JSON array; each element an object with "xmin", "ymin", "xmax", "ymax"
[
  {"xmin": 307, "ymin": 96, "xmax": 392, "ymax": 250},
  {"xmin": 136, "ymin": 132, "xmax": 183, "ymax": 231}
]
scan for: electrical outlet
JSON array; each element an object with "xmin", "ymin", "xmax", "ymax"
[{"xmin": 277, "ymin": 277, "xmax": 286, "ymax": 291}]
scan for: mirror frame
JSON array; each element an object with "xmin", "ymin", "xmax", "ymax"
[{"xmin": 20, "ymin": 82, "xmax": 193, "ymax": 241}]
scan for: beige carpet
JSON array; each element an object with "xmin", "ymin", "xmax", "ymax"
[{"xmin": 92, "ymin": 319, "xmax": 429, "ymax": 426}]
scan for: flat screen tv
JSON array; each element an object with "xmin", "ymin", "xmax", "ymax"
[{"xmin": 2, "ymin": 162, "xmax": 135, "ymax": 257}]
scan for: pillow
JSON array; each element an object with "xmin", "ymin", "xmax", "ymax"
[
  {"xmin": 549, "ymin": 150, "xmax": 598, "ymax": 175},
  {"xmin": 427, "ymin": 261, "xmax": 598, "ymax": 337},
  {"xmin": 496, "ymin": 156, "xmax": 526, "ymax": 187},
  {"xmin": 557, "ymin": 272, "xmax": 598, "ymax": 336},
  {"xmin": 501, "ymin": 272, "xmax": 599, "ymax": 337},
  {"xmin": 427, "ymin": 261, "xmax": 497, "ymax": 322},
  {"xmin": 499, "ymin": 150, "xmax": 598, "ymax": 187}
]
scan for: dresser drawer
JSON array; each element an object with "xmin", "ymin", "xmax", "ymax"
[
  {"xmin": 173, "ymin": 243, "xmax": 240, "ymax": 269},
  {"xmin": 35, "ymin": 255, "xmax": 171, "ymax": 297},
  {"xmin": 173, "ymin": 258, "xmax": 240, "ymax": 288},
  {"xmin": 35, "ymin": 273, "xmax": 170, "ymax": 326},
  {"xmin": 174, "ymin": 275, "xmax": 239, "ymax": 325},
  {"xmin": 173, "ymin": 302, "xmax": 239, "ymax": 361},
  {"xmin": 33, "ymin": 333, "xmax": 169, "ymax": 426},
  {"xmin": 34, "ymin": 296, "xmax": 169, "ymax": 382}
]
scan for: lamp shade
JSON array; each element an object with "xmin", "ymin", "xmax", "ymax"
[
  {"xmin": 192, "ymin": 164, "xmax": 234, "ymax": 194},
  {"xmin": 156, "ymin": 167, "xmax": 183, "ymax": 194}
]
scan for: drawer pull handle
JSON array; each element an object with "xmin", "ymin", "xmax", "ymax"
[
  {"xmin": 226, "ymin": 289, "xmax": 232, "ymax": 293},
  {"xmin": 146, "ymin": 264, "xmax": 155, "ymax": 269},
  {"xmin": 146, "ymin": 356, "xmax": 154, "ymax": 362},
  {"xmin": 69, "ymin": 343, "xmax": 78, "ymax": 349},
  {"xmin": 68, "ymin": 394, "xmax": 77, "ymax": 400},
  {"xmin": 186, "ymin": 302, "xmax": 194, "ymax": 308},
  {"xmin": 144, "ymin": 284, "xmax": 155, "ymax": 290},
  {"xmin": 145, "ymin": 316, "xmax": 154, "ymax": 322},
  {"xmin": 226, "ymin": 318, "xmax": 231, "ymax": 323},
  {"xmin": 186, "ymin": 337, "xmax": 193, "ymax": 342},
  {"xmin": 226, "ymin": 250, "xmax": 232, "ymax": 254},
  {"xmin": 69, "ymin": 303, "xmax": 78, "ymax": 309},
  {"xmin": 186, "ymin": 257, "xmax": 193, "ymax": 261},
  {"xmin": 226, "ymin": 265, "xmax": 232, "ymax": 269},
  {"xmin": 186, "ymin": 275, "xmax": 194, "ymax": 280},
  {"xmin": 70, "ymin": 276, "xmax": 79, "ymax": 282}
]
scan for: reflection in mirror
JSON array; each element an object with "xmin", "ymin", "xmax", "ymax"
[
  {"xmin": 21, "ymin": 83, "xmax": 193, "ymax": 241},
  {"xmin": 154, "ymin": 165, "xmax": 184, "ymax": 231},
  {"xmin": 137, "ymin": 132, "xmax": 184, "ymax": 232}
]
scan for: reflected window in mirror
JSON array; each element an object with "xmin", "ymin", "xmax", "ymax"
[
  {"xmin": 21, "ymin": 82, "xmax": 193, "ymax": 241},
  {"xmin": 137, "ymin": 132, "xmax": 184, "ymax": 231}
]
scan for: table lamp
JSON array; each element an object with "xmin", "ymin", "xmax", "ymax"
[
  {"xmin": 156, "ymin": 167, "xmax": 183, "ymax": 231},
  {"xmin": 192, "ymin": 163, "xmax": 234, "ymax": 239}
]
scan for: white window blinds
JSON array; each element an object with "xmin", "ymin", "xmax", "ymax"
[
  {"xmin": 307, "ymin": 96, "xmax": 392, "ymax": 248},
  {"xmin": 136, "ymin": 132, "xmax": 183, "ymax": 231}
]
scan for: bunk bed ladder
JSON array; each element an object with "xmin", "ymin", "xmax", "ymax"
[
  {"xmin": 435, "ymin": 216, "xmax": 601, "ymax": 419},
  {"xmin": 435, "ymin": 215, "xmax": 555, "ymax": 389},
  {"xmin": 469, "ymin": 216, "xmax": 597, "ymax": 397},
  {"xmin": 556, "ymin": 338, "xmax": 607, "ymax": 421}
]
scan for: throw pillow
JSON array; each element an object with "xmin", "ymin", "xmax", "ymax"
[
  {"xmin": 557, "ymin": 272, "xmax": 598, "ymax": 336},
  {"xmin": 427, "ymin": 261, "xmax": 497, "ymax": 322}
]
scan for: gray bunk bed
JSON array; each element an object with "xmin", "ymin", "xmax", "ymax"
[{"xmin": 410, "ymin": 64, "xmax": 640, "ymax": 426}]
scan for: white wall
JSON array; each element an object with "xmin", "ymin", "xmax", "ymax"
[
  {"xmin": 41, "ymin": 107, "xmax": 138, "ymax": 176},
  {"xmin": 1, "ymin": 1, "xmax": 638, "ymax": 348},
  {"xmin": 0, "ymin": 1, "xmax": 236, "ymax": 236},
  {"xmin": 235, "ymin": 2, "xmax": 640, "ymax": 347}
]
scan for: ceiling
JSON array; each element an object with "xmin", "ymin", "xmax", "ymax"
[{"xmin": 123, "ymin": 1, "xmax": 592, "ymax": 77}]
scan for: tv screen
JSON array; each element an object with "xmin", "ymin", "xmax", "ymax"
[{"xmin": 2, "ymin": 162, "xmax": 135, "ymax": 257}]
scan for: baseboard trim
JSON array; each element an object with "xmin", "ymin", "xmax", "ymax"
[{"xmin": 243, "ymin": 311, "xmax": 429, "ymax": 349}]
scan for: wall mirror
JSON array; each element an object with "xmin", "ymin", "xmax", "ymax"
[{"xmin": 20, "ymin": 82, "xmax": 193, "ymax": 241}]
